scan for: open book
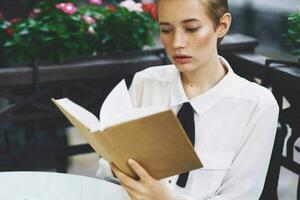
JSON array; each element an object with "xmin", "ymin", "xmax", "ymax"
[{"xmin": 52, "ymin": 80, "xmax": 202, "ymax": 180}]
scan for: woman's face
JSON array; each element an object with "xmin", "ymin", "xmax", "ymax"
[{"xmin": 158, "ymin": 0, "xmax": 220, "ymax": 73}]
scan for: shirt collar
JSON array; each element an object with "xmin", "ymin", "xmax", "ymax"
[{"xmin": 170, "ymin": 56, "xmax": 237, "ymax": 116}]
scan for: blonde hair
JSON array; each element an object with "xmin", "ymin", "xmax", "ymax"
[
  {"xmin": 199, "ymin": 0, "xmax": 229, "ymax": 30},
  {"xmin": 200, "ymin": 0, "xmax": 229, "ymax": 44}
]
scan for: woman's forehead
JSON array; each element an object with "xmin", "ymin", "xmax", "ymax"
[{"xmin": 158, "ymin": 0, "xmax": 208, "ymax": 23}]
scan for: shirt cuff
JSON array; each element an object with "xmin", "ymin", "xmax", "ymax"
[
  {"xmin": 95, "ymin": 158, "xmax": 114, "ymax": 179},
  {"xmin": 177, "ymin": 194, "xmax": 194, "ymax": 200}
]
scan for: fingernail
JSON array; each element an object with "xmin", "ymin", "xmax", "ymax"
[
  {"xmin": 110, "ymin": 162, "xmax": 115, "ymax": 168},
  {"xmin": 128, "ymin": 159, "xmax": 134, "ymax": 164}
]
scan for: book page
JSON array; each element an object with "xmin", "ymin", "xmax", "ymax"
[
  {"xmin": 103, "ymin": 105, "xmax": 169, "ymax": 128},
  {"xmin": 11, "ymin": 194, "xmax": 55, "ymax": 200},
  {"xmin": 99, "ymin": 79, "xmax": 133, "ymax": 130},
  {"xmin": 98, "ymin": 79, "xmax": 171, "ymax": 130},
  {"xmin": 54, "ymin": 98, "xmax": 101, "ymax": 132}
]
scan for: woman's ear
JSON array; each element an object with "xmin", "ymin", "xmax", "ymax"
[{"xmin": 217, "ymin": 13, "xmax": 232, "ymax": 38}]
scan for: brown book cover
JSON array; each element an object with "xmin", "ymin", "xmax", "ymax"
[{"xmin": 51, "ymin": 82, "xmax": 202, "ymax": 180}]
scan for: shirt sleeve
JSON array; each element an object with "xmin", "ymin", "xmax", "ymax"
[
  {"xmin": 128, "ymin": 72, "xmax": 144, "ymax": 107},
  {"xmin": 95, "ymin": 158, "xmax": 114, "ymax": 179},
  {"xmin": 208, "ymin": 101, "xmax": 279, "ymax": 199}
]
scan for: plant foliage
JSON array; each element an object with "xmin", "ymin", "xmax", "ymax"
[
  {"xmin": 286, "ymin": 11, "xmax": 300, "ymax": 56},
  {"xmin": 0, "ymin": 0, "xmax": 158, "ymax": 65}
]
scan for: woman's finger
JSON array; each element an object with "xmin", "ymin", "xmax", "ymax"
[
  {"xmin": 122, "ymin": 183, "xmax": 141, "ymax": 200},
  {"xmin": 111, "ymin": 162, "xmax": 143, "ymax": 190},
  {"xmin": 128, "ymin": 159, "xmax": 152, "ymax": 182}
]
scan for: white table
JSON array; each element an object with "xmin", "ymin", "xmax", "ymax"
[{"xmin": 0, "ymin": 171, "xmax": 129, "ymax": 200}]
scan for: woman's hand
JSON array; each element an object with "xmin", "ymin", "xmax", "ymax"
[{"xmin": 111, "ymin": 159, "xmax": 181, "ymax": 200}]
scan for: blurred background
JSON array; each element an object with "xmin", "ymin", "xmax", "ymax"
[{"xmin": 0, "ymin": 0, "xmax": 299, "ymax": 199}]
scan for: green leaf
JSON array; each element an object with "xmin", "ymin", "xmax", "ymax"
[
  {"xmin": 40, "ymin": 24, "xmax": 49, "ymax": 32},
  {"xmin": 70, "ymin": 15, "xmax": 81, "ymax": 21},
  {"xmin": 50, "ymin": 23, "xmax": 66, "ymax": 33},
  {"xmin": 59, "ymin": 33, "xmax": 70, "ymax": 39},
  {"xmin": 0, "ymin": 24, "xmax": 8, "ymax": 29},
  {"xmin": 19, "ymin": 29, "xmax": 29, "ymax": 35},
  {"xmin": 43, "ymin": 36, "xmax": 54, "ymax": 42},
  {"xmin": 4, "ymin": 41, "xmax": 15, "ymax": 47}
]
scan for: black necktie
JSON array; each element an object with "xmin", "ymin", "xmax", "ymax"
[{"xmin": 176, "ymin": 102, "xmax": 195, "ymax": 188}]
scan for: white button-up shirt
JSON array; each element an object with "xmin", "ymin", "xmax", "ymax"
[{"xmin": 96, "ymin": 56, "xmax": 279, "ymax": 200}]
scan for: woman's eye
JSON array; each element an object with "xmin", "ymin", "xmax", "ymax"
[
  {"xmin": 186, "ymin": 27, "xmax": 200, "ymax": 33},
  {"xmin": 160, "ymin": 28, "xmax": 173, "ymax": 34}
]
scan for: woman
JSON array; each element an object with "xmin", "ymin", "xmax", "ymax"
[{"xmin": 97, "ymin": 0, "xmax": 279, "ymax": 199}]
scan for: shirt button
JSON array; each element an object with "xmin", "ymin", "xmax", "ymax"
[{"xmin": 168, "ymin": 180, "xmax": 172, "ymax": 184}]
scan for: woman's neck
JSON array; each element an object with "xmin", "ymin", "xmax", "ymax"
[{"xmin": 181, "ymin": 55, "xmax": 227, "ymax": 99}]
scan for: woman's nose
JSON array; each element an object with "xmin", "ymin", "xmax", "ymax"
[{"xmin": 172, "ymin": 30, "xmax": 187, "ymax": 49}]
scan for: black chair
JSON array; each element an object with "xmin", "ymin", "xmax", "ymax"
[
  {"xmin": 222, "ymin": 53, "xmax": 269, "ymax": 83},
  {"xmin": 260, "ymin": 59, "xmax": 300, "ymax": 200}
]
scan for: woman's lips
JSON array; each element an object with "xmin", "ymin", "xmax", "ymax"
[{"xmin": 173, "ymin": 55, "xmax": 192, "ymax": 64}]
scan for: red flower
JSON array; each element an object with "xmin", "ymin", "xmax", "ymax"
[
  {"xmin": 107, "ymin": 4, "xmax": 117, "ymax": 13},
  {"xmin": 142, "ymin": 3, "xmax": 157, "ymax": 21},
  {"xmin": 9, "ymin": 18, "xmax": 21, "ymax": 24},
  {"xmin": 6, "ymin": 28, "xmax": 14, "ymax": 36},
  {"xmin": 0, "ymin": 13, "xmax": 3, "ymax": 20}
]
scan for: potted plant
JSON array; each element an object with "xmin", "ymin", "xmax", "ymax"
[
  {"xmin": 286, "ymin": 10, "xmax": 300, "ymax": 60},
  {"xmin": 0, "ymin": 0, "xmax": 158, "ymax": 66},
  {"xmin": 0, "ymin": 12, "xmax": 10, "ymax": 65}
]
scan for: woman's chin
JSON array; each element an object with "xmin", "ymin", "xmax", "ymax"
[{"xmin": 174, "ymin": 63, "xmax": 194, "ymax": 73}]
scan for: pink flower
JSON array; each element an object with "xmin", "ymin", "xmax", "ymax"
[
  {"xmin": 55, "ymin": 3, "xmax": 77, "ymax": 15},
  {"xmin": 82, "ymin": 15, "xmax": 96, "ymax": 24},
  {"xmin": 119, "ymin": 0, "xmax": 143, "ymax": 12},
  {"xmin": 88, "ymin": 26, "xmax": 95, "ymax": 34},
  {"xmin": 33, "ymin": 8, "xmax": 42, "ymax": 14},
  {"xmin": 89, "ymin": 0, "xmax": 102, "ymax": 5},
  {"xmin": 62, "ymin": 3, "xmax": 77, "ymax": 14},
  {"xmin": 29, "ymin": 8, "xmax": 42, "ymax": 18},
  {"xmin": 55, "ymin": 3, "xmax": 66, "ymax": 10}
]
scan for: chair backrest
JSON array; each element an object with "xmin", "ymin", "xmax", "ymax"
[
  {"xmin": 260, "ymin": 61, "xmax": 300, "ymax": 199},
  {"xmin": 260, "ymin": 124, "xmax": 286, "ymax": 200}
]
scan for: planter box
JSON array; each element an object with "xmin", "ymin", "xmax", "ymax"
[{"xmin": 0, "ymin": 52, "xmax": 163, "ymax": 172}]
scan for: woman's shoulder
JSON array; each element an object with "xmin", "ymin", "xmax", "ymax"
[
  {"xmin": 129, "ymin": 64, "xmax": 178, "ymax": 106},
  {"xmin": 230, "ymin": 74, "xmax": 278, "ymax": 108}
]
